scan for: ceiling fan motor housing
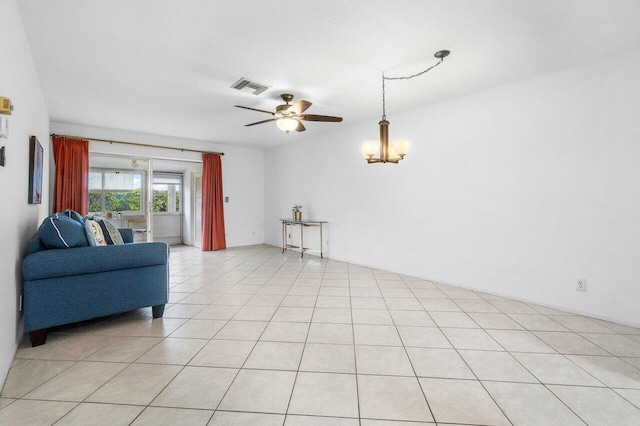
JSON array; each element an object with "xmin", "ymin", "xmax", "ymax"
[
  {"xmin": 275, "ymin": 94, "xmax": 295, "ymax": 117},
  {"xmin": 275, "ymin": 104, "xmax": 293, "ymax": 117}
]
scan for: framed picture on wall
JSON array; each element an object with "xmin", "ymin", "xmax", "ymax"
[{"xmin": 28, "ymin": 135, "xmax": 43, "ymax": 204}]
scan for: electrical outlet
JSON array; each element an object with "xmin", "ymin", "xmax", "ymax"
[{"xmin": 577, "ymin": 279, "xmax": 587, "ymax": 292}]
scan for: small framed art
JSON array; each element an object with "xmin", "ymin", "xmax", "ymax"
[{"xmin": 28, "ymin": 135, "xmax": 43, "ymax": 204}]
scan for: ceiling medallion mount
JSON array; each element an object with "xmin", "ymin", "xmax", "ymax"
[
  {"xmin": 280, "ymin": 93, "xmax": 294, "ymax": 103},
  {"xmin": 361, "ymin": 49, "xmax": 451, "ymax": 164},
  {"xmin": 235, "ymin": 93, "xmax": 343, "ymax": 134}
]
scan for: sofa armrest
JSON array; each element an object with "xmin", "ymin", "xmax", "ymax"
[
  {"xmin": 118, "ymin": 228, "xmax": 134, "ymax": 243},
  {"xmin": 23, "ymin": 242, "xmax": 169, "ymax": 281}
]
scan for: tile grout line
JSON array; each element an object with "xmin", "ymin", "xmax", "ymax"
[
  {"xmin": 445, "ymin": 287, "xmax": 595, "ymax": 425},
  {"xmin": 375, "ymin": 273, "xmax": 438, "ymax": 424},
  {"xmin": 409, "ymin": 278, "xmax": 514, "ymax": 425},
  {"xmin": 116, "ymin": 246, "xmax": 272, "ymax": 425},
  {"xmin": 348, "ymin": 266, "xmax": 363, "ymax": 426},
  {"xmin": 204, "ymin": 247, "xmax": 299, "ymax": 421},
  {"xmin": 282, "ymin": 254, "xmax": 327, "ymax": 424}
]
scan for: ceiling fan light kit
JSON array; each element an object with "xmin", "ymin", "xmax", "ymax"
[
  {"xmin": 236, "ymin": 93, "xmax": 343, "ymax": 134},
  {"xmin": 362, "ymin": 50, "xmax": 450, "ymax": 164},
  {"xmin": 276, "ymin": 117, "xmax": 299, "ymax": 133}
]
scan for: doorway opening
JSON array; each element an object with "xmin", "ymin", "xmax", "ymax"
[
  {"xmin": 89, "ymin": 153, "xmax": 202, "ymax": 246},
  {"xmin": 152, "ymin": 173, "xmax": 183, "ymax": 245}
]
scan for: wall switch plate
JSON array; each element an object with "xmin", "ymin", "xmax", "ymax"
[
  {"xmin": 225, "ymin": 196, "xmax": 229, "ymax": 202},
  {"xmin": 577, "ymin": 279, "xmax": 587, "ymax": 292},
  {"xmin": 0, "ymin": 116, "xmax": 8, "ymax": 138}
]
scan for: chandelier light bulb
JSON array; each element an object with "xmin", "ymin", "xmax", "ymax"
[
  {"xmin": 392, "ymin": 140, "xmax": 411, "ymax": 157},
  {"xmin": 361, "ymin": 141, "xmax": 378, "ymax": 159}
]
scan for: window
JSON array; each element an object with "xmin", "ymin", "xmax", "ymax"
[
  {"xmin": 153, "ymin": 174, "xmax": 181, "ymax": 213},
  {"xmin": 89, "ymin": 170, "xmax": 143, "ymax": 213}
]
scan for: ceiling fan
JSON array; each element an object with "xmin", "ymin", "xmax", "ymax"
[{"xmin": 235, "ymin": 93, "xmax": 343, "ymax": 133}]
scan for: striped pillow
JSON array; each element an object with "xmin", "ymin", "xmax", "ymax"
[{"xmin": 94, "ymin": 217, "xmax": 124, "ymax": 245}]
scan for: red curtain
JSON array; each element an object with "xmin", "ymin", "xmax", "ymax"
[
  {"xmin": 201, "ymin": 153, "xmax": 226, "ymax": 251},
  {"xmin": 52, "ymin": 136, "xmax": 89, "ymax": 216}
]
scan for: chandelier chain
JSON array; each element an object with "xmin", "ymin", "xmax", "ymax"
[{"xmin": 381, "ymin": 57, "xmax": 444, "ymax": 120}]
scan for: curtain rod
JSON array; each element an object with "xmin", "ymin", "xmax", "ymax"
[{"xmin": 50, "ymin": 133, "xmax": 224, "ymax": 156}]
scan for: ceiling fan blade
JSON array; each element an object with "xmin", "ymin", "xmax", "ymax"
[
  {"xmin": 235, "ymin": 105, "xmax": 275, "ymax": 115},
  {"xmin": 288, "ymin": 100, "xmax": 312, "ymax": 115},
  {"xmin": 295, "ymin": 120, "xmax": 306, "ymax": 132},
  {"xmin": 245, "ymin": 118, "xmax": 278, "ymax": 127},
  {"xmin": 298, "ymin": 114, "xmax": 343, "ymax": 122}
]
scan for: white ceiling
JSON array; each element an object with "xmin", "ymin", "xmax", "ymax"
[{"xmin": 17, "ymin": 0, "xmax": 640, "ymax": 149}]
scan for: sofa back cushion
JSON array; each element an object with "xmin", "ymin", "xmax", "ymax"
[
  {"xmin": 27, "ymin": 234, "xmax": 46, "ymax": 255},
  {"xmin": 38, "ymin": 213, "xmax": 90, "ymax": 249}
]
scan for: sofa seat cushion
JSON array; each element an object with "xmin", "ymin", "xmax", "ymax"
[
  {"xmin": 38, "ymin": 213, "xmax": 89, "ymax": 249},
  {"xmin": 23, "ymin": 242, "xmax": 169, "ymax": 281}
]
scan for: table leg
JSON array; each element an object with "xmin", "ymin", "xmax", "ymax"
[
  {"xmin": 300, "ymin": 223, "xmax": 304, "ymax": 258},
  {"xmin": 281, "ymin": 222, "xmax": 285, "ymax": 253},
  {"xmin": 320, "ymin": 223, "xmax": 323, "ymax": 258}
]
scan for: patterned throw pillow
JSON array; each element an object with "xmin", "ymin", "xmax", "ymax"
[
  {"xmin": 94, "ymin": 217, "xmax": 125, "ymax": 245},
  {"xmin": 84, "ymin": 219, "xmax": 107, "ymax": 246},
  {"xmin": 84, "ymin": 214, "xmax": 125, "ymax": 245}
]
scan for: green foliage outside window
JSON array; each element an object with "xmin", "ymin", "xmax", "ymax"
[
  {"xmin": 153, "ymin": 188, "xmax": 180, "ymax": 212},
  {"xmin": 88, "ymin": 192, "xmax": 102, "ymax": 212},
  {"xmin": 89, "ymin": 189, "xmax": 142, "ymax": 213},
  {"xmin": 89, "ymin": 170, "xmax": 181, "ymax": 214},
  {"xmin": 106, "ymin": 190, "xmax": 142, "ymax": 212}
]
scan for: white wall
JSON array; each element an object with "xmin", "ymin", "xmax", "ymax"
[
  {"xmin": 50, "ymin": 123, "xmax": 264, "ymax": 247},
  {"xmin": 0, "ymin": 0, "xmax": 50, "ymax": 388},
  {"xmin": 265, "ymin": 49, "xmax": 640, "ymax": 327}
]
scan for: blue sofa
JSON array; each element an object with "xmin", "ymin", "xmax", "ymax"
[{"xmin": 23, "ymin": 226, "xmax": 170, "ymax": 346}]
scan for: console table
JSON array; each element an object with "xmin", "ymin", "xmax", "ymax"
[{"xmin": 280, "ymin": 219, "xmax": 327, "ymax": 258}]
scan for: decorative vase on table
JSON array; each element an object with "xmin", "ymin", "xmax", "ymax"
[{"xmin": 292, "ymin": 205, "xmax": 303, "ymax": 222}]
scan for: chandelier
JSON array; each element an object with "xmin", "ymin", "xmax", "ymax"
[{"xmin": 361, "ymin": 50, "xmax": 450, "ymax": 164}]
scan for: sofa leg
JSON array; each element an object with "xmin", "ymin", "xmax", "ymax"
[
  {"xmin": 152, "ymin": 304, "xmax": 165, "ymax": 319},
  {"xmin": 29, "ymin": 329, "xmax": 48, "ymax": 347}
]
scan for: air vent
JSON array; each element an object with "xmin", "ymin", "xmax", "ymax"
[{"xmin": 231, "ymin": 78, "xmax": 270, "ymax": 95}]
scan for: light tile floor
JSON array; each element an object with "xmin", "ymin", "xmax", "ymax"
[{"xmin": 2, "ymin": 244, "xmax": 640, "ymax": 425}]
